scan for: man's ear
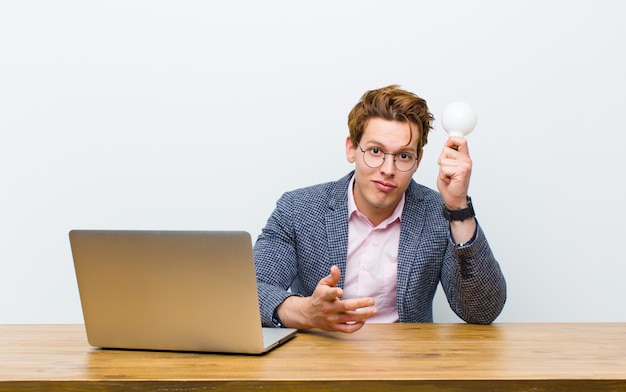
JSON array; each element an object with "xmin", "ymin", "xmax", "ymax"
[{"xmin": 345, "ymin": 136, "xmax": 356, "ymax": 163}]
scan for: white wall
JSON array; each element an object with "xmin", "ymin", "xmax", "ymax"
[{"xmin": 1, "ymin": 1, "xmax": 625, "ymax": 323}]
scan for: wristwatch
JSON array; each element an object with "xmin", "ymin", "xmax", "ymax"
[
  {"xmin": 272, "ymin": 309, "xmax": 284, "ymax": 328},
  {"xmin": 442, "ymin": 196, "xmax": 475, "ymax": 221}
]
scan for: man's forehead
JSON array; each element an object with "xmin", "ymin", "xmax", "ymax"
[{"xmin": 362, "ymin": 118, "xmax": 420, "ymax": 149}]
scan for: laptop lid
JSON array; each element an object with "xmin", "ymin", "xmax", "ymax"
[{"xmin": 69, "ymin": 230, "xmax": 296, "ymax": 354}]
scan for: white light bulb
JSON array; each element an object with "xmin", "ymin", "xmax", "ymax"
[{"xmin": 441, "ymin": 102, "xmax": 477, "ymax": 138}]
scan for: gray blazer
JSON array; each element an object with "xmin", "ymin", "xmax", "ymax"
[{"xmin": 254, "ymin": 172, "xmax": 506, "ymax": 326}]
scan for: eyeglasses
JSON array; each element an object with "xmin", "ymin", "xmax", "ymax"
[{"xmin": 357, "ymin": 143, "xmax": 419, "ymax": 172}]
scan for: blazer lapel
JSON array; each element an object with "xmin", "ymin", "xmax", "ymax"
[
  {"xmin": 396, "ymin": 181, "xmax": 427, "ymax": 315},
  {"xmin": 325, "ymin": 172, "xmax": 352, "ymax": 289}
]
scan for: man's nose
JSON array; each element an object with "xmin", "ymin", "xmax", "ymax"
[{"xmin": 380, "ymin": 154, "xmax": 396, "ymax": 174}]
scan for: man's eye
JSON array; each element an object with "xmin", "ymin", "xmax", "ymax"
[
  {"xmin": 370, "ymin": 147, "xmax": 382, "ymax": 155},
  {"xmin": 398, "ymin": 153, "xmax": 412, "ymax": 161}
]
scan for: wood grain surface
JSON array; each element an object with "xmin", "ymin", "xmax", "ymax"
[{"xmin": 1, "ymin": 323, "xmax": 625, "ymax": 391}]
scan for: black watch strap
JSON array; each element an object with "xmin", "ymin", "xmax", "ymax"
[
  {"xmin": 272, "ymin": 308, "xmax": 284, "ymax": 328},
  {"xmin": 442, "ymin": 196, "xmax": 475, "ymax": 221}
]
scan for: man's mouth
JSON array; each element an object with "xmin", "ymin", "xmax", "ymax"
[{"xmin": 373, "ymin": 180, "xmax": 396, "ymax": 192}]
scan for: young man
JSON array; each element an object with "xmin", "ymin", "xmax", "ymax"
[{"xmin": 254, "ymin": 85, "xmax": 506, "ymax": 333}]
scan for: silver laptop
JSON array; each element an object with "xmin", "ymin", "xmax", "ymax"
[{"xmin": 69, "ymin": 230, "xmax": 297, "ymax": 354}]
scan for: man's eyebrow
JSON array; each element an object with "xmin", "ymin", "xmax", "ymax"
[{"xmin": 363, "ymin": 141, "xmax": 417, "ymax": 153}]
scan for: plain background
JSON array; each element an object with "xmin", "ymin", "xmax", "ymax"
[{"xmin": 1, "ymin": 1, "xmax": 625, "ymax": 324}]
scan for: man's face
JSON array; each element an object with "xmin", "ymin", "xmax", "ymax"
[{"xmin": 345, "ymin": 117, "xmax": 421, "ymax": 226}]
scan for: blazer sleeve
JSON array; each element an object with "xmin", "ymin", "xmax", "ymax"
[
  {"xmin": 254, "ymin": 191, "xmax": 301, "ymax": 327},
  {"xmin": 440, "ymin": 223, "xmax": 507, "ymax": 324},
  {"xmin": 253, "ymin": 176, "xmax": 350, "ymax": 327}
]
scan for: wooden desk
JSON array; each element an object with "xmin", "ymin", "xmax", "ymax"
[{"xmin": 1, "ymin": 323, "xmax": 625, "ymax": 391}]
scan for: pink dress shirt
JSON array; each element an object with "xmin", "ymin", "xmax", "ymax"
[{"xmin": 343, "ymin": 178, "xmax": 404, "ymax": 323}]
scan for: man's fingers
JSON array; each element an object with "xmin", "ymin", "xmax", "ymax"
[
  {"xmin": 337, "ymin": 307, "xmax": 378, "ymax": 323},
  {"xmin": 445, "ymin": 137, "xmax": 469, "ymax": 153},
  {"xmin": 318, "ymin": 265, "xmax": 341, "ymax": 288},
  {"xmin": 318, "ymin": 287, "xmax": 343, "ymax": 301},
  {"xmin": 339, "ymin": 297, "xmax": 375, "ymax": 311},
  {"xmin": 332, "ymin": 320, "xmax": 366, "ymax": 333},
  {"xmin": 312, "ymin": 267, "xmax": 379, "ymax": 332}
]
